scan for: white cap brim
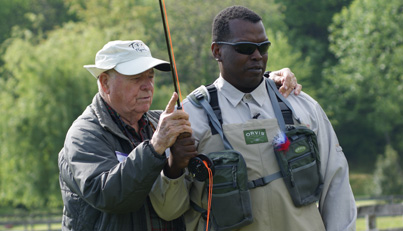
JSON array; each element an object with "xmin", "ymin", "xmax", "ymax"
[
  {"xmin": 115, "ymin": 56, "xmax": 170, "ymax": 76},
  {"xmin": 83, "ymin": 57, "xmax": 170, "ymax": 78}
]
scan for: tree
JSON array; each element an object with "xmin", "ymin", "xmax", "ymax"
[
  {"xmin": 0, "ymin": 23, "xmax": 104, "ymax": 207},
  {"xmin": 0, "ymin": 0, "xmax": 78, "ymax": 84},
  {"xmin": 0, "ymin": 0, "xmax": 77, "ymax": 50},
  {"xmin": 323, "ymin": 0, "xmax": 403, "ymax": 168},
  {"xmin": 274, "ymin": 0, "xmax": 353, "ymax": 90}
]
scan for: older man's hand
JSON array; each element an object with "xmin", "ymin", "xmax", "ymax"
[
  {"xmin": 151, "ymin": 92, "xmax": 193, "ymax": 155},
  {"xmin": 269, "ymin": 68, "xmax": 302, "ymax": 97}
]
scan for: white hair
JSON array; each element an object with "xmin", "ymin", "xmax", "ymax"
[{"xmin": 97, "ymin": 69, "xmax": 116, "ymax": 97}]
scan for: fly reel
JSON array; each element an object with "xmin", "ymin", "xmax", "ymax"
[{"xmin": 188, "ymin": 154, "xmax": 215, "ymax": 181}]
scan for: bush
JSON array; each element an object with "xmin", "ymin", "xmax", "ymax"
[{"xmin": 372, "ymin": 145, "xmax": 403, "ymax": 196}]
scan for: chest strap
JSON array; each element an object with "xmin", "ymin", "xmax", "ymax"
[{"xmin": 247, "ymin": 171, "xmax": 283, "ymax": 189}]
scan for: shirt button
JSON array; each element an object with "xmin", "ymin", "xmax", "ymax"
[{"xmin": 244, "ymin": 93, "xmax": 252, "ymax": 101}]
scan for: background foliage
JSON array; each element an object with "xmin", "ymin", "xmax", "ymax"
[{"xmin": 0, "ymin": 0, "xmax": 401, "ymax": 209}]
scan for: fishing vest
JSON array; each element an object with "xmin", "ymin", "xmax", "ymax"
[{"xmin": 187, "ymin": 76, "xmax": 324, "ymax": 231}]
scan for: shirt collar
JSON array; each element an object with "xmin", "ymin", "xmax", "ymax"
[{"xmin": 215, "ymin": 75, "xmax": 267, "ymax": 107}]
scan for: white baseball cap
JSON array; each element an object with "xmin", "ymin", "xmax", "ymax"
[{"xmin": 84, "ymin": 40, "xmax": 170, "ymax": 78}]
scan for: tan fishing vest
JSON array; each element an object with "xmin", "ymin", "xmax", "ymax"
[{"xmin": 188, "ymin": 118, "xmax": 326, "ymax": 231}]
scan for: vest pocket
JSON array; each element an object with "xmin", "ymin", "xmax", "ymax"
[
  {"xmin": 289, "ymin": 160, "xmax": 321, "ymax": 204},
  {"xmin": 205, "ymin": 150, "xmax": 253, "ymax": 230},
  {"xmin": 211, "ymin": 190, "xmax": 253, "ymax": 230},
  {"xmin": 274, "ymin": 126, "xmax": 323, "ymax": 207}
]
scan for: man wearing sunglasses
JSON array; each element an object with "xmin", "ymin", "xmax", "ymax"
[{"xmin": 151, "ymin": 5, "xmax": 356, "ymax": 231}]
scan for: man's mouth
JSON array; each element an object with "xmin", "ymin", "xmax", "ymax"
[
  {"xmin": 248, "ymin": 66, "xmax": 263, "ymax": 73},
  {"xmin": 137, "ymin": 96, "xmax": 151, "ymax": 101}
]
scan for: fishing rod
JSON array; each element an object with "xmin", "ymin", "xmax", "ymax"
[
  {"xmin": 158, "ymin": 0, "xmax": 214, "ymax": 181},
  {"xmin": 158, "ymin": 0, "xmax": 182, "ymax": 109}
]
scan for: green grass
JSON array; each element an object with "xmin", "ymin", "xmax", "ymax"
[
  {"xmin": 0, "ymin": 223, "xmax": 61, "ymax": 231},
  {"xmin": 356, "ymin": 216, "xmax": 403, "ymax": 231},
  {"xmin": 2, "ymin": 216, "xmax": 402, "ymax": 231}
]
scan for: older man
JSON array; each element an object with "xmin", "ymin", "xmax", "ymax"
[{"xmin": 58, "ymin": 40, "xmax": 197, "ymax": 230}]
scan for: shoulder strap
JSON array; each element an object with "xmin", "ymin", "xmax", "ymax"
[
  {"xmin": 206, "ymin": 84, "xmax": 222, "ymax": 135},
  {"xmin": 263, "ymin": 72, "xmax": 299, "ymax": 125},
  {"xmin": 278, "ymin": 100, "xmax": 294, "ymax": 125},
  {"xmin": 265, "ymin": 78, "xmax": 300, "ymax": 131},
  {"xmin": 192, "ymin": 88, "xmax": 233, "ymax": 150}
]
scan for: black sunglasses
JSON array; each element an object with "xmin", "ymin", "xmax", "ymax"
[{"xmin": 214, "ymin": 41, "xmax": 271, "ymax": 55}]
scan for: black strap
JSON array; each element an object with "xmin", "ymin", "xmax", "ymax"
[
  {"xmin": 206, "ymin": 84, "xmax": 222, "ymax": 135},
  {"xmin": 279, "ymin": 101, "xmax": 293, "ymax": 125}
]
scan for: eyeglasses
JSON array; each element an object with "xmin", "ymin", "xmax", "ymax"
[{"xmin": 213, "ymin": 41, "xmax": 271, "ymax": 55}]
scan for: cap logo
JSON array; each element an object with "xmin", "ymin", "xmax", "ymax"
[{"xmin": 129, "ymin": 42, "xmax": 148, "ymax": 52}]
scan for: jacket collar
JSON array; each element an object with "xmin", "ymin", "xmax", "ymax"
[{"xmin": 91, "ymin": 93, "xmax": 130, "ymax": 142}]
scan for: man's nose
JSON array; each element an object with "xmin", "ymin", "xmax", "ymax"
[
  {"xmin": 141, "ymin": 79, "xmax": 154, "ymax": 90},
  {"xmin": 250, "ymin": 48, "xmax": 263, "ymax": 60}
]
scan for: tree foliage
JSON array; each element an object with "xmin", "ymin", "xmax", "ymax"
[
  {"xmin": 323, "ymin": 0, "xmax": 403, "ymax": 167},
  {"xmin": 275, "ymin": 0, "xmax": 353, "ymax": 90},
  {"xmin": 0, "ymin": 0, "xmax": 77, "ymax": 46},
  {"xmin": 0, "ymin": 23, "xmax": 103, "ymax": 207}
]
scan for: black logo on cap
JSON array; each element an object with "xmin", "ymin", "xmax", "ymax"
[{"xmin": 129, "ymin": 42, "xmax": 147, "ymax": 52}]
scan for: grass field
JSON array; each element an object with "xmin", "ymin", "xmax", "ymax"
[
  {"xmin": 356, "ymin": 216, "xmax": 403, "ymax": 231},
  {"xmin": 1, "ymin": 212, "xmax": 402, "ymax": 231},
  {"xmin": 2, "ymin": 217, "xmax": 402, "ymax": 231},
  {"xmin": 0, "ymin": 223, "xmax": 61, "ymax": 231}
]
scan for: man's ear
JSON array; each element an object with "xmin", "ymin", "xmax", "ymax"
[
  {"xmin": 211, "ymin": 43, "xmax": 222, "ymax": 62},
  {"xmin": 98, "ymin": 72, "xmax": 111, "ymax": 94}
]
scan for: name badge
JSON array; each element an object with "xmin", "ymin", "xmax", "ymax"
[
  {"xmin": 115, "ymin": 151, "xmax": 128, "ymax": 162},
  {"xmin": 243, "ymin": 129, "xmax": 268, "ymax": 145}
]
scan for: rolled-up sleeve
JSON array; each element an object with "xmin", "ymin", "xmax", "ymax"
[{"xmin": 150, "ymin": 170, "xmax": 191, "ymax": 221}]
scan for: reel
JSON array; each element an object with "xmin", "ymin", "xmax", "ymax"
[{"xmin": 188, "ymin": 154, "xmax": 215, "ymax": 181}]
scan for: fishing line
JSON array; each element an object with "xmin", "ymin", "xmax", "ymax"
[{"xmin": 204, "ymin": 160, "xmax": 213, "ymax": 231}]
